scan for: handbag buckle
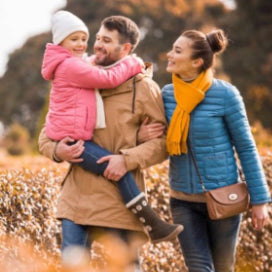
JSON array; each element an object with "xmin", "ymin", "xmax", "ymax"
[{"xmin": 228, "ymin": 193, "xmax": 238, "ymax": 201}]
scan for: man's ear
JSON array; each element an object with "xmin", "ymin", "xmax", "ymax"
[
  {"xmin": 192, "ymin": 58, "xmax": 204, "ymax": 69},
  {"xmin": 122, "ymin": 43, "xmax": 132, "ymax": 54}
]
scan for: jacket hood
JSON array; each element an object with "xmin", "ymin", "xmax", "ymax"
[{"xmin": 41, "ymin": 43, "xmax": 72, "ymax": 80}]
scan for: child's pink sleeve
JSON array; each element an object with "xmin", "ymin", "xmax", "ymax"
[{"xmin": 66, "ymin": 56, "xmax": 142, "ymax": 89}]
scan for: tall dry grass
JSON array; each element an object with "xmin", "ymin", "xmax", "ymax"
[{"xmin": 0, "ymin": 150, "xmax": 271, "ymax": 271}]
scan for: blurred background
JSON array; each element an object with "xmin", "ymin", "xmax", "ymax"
[
  {"xmin": 0, "ymin": 2, "xmax": 271, "ymax": 271},
  {"xmin": 0, "ymin": 0, "xmax": 271, "ymax": 155}
]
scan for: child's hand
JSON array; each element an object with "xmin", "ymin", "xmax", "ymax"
[
  {"xmin": 84, "ymin": 54, "xmax": 97, "ymax": 66},
  {"xmin": 131, "ymin": 53, "xmax": 145, "ymax": 72}
]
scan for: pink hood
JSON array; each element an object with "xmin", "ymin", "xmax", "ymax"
[{"xmin": 42, "ymin": 44, "xmax": 72, "ymax": 81}]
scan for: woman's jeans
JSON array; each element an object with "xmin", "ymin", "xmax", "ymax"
[
  {"xmin": 170, "ymin": 198, "xmax": 241, "ymax": 272},
  {"xmin": 76, "ymin": 141, "xmax": 141, "ymax": 204}
]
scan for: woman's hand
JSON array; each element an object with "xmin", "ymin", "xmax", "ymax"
[
  {"xmin": 251, "ymin": 204, "xmax": 269, "ymax": 230},
  {"xmin": 137, "ymin": 117, "xmax": 166, "ymax": 144}
]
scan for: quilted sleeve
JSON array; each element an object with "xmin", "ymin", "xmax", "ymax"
[{"xmin": 224, "ymin": 85, "xmax": 271, "ymax": 204}]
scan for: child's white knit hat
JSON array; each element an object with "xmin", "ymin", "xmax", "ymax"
[{"xmin": 51, "ymin": 10, "xmax": 89, "ymax": 45}]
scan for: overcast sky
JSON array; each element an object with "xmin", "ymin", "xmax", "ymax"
[
  {"xmin": 0, "ymin": 0, "xmax": 66, "ymax": 77},
  {"xmin": 0, "ymin": 0, "xmax": 235, "ymax": 78}
]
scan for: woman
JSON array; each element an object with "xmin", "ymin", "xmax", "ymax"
[{"xmin": 140, "ymin": 29, "xmax": 271, "ymax": 271}]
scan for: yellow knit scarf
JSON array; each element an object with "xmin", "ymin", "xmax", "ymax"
[{"xmin": 166, "ymin": 69, "xmax": 213, "ymax": 155}]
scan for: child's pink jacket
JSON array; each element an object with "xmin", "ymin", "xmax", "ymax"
[{"xmin": 41, "ymin": 43, "xmax": 141, "ymax": 141}]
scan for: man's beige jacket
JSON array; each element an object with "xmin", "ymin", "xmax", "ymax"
[{"xmin": 39, "ymin": 65, "xmax": 168, "ymax": 238}]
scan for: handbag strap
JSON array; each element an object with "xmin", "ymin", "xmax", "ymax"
[
  {"xmin": 188, "ymin": 138, "xmax": 245, "ymax": 193},
  {"xmin": 187, "ymin": 138, "xmax": 207, "ymax": 192}
]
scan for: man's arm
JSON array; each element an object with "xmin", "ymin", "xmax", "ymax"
[
  {"xmin": 97, "ymin": 115, "xmax": 166, "ymax": 181},
  {"xmin": 97, "ymin": 78, "xmax": 168, "ymax": 181},
  {"xmin": 38, "ymin": 127, "xmax": 84, "ymax": 163},
  {"xmin": 120, "ymin": 78, "xmax": 168, "ymax": 170}
]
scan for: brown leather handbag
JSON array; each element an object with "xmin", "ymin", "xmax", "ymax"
[
  {"xmin": 188, "ymin": 140, "xmax": 250, "ymax": 220},
  {"xmin": 204, "ymin": 182, "xmax": 250, "ymax": 220}
]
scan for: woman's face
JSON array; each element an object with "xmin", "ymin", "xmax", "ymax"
[{"xmin": 166, "ymin": 36, "xmax": 197, "ymax": 78}]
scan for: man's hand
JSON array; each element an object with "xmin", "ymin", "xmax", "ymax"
[
  {"xmin": 251, "ymin": 204, "xmax": 269, "ymax": 230},
  {"xmin": 55, "ymin": 137, "xmax": 85, "ymax": 163},
  {"xmin": 137, "ymin": 117, "xmax": 166, "ymax": 144},
  {"xmin": 96, "ymin": 155, "xmax": 127, "ymax": 181}
]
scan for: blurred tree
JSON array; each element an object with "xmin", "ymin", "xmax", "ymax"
[
  {"xmin": 33, "ymin": 87, "xmax": 50, "ymax": 153},
  {"xmin": 2, "ymin": 122, "xmax": 31, "ymax": 155},
  {"xmin": 0, "ymin": 34, "xmax": 50, "ymax": 136},
  {"xmin": 0, "ymin": 0, "xmax": 231, "ymax": 138},
  {"xmin": 221, "ymin": 0, "xmax": 272, "ymax": 128}
]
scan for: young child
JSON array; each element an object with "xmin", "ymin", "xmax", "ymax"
[{"xmin": 42, "ymin": 10, "xmax": 183, "ymax": 243}]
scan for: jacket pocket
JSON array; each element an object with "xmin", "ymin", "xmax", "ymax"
[{"xmin": 203, "ymin": 152, "xmax": 229, "ymax": 182}]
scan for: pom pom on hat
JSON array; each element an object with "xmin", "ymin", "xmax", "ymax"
[{"xmin": 51, "ymin": 10, "xmax": 89, "ymax": 45}]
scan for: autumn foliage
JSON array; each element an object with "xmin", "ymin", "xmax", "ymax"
[{"xmin": 0, "ymin": 151, "xmax": 271, "ymax": 271}]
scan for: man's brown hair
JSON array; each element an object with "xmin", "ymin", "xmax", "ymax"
[{"xmin": 101, "ymin": 15, "xmax": 140, "ymax": 52}]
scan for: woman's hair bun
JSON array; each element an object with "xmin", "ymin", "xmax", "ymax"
[{"xmin": 206, "ymin": 29, "xmax": 228, "ymax": 54}]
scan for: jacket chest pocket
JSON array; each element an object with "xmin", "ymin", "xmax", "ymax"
[
  {"xmin": 104, "ymin": 94, "xmax": 141, "ymax": 124},
  {"xmin": 203, "ymin": 152, "xmax": 229, "ymax": 182}
]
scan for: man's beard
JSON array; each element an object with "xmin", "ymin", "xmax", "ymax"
[
  {"xmin": 95, "ymin": 56, "xmax": 115, "ymax": 66},
  {"xmin": 94, "ymin": 47, "xmax": 122, "ymax": 66}
]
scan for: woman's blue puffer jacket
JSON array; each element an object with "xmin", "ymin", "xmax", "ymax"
[{"xmin": 162, "ymin": 79, "xmax": 271, "ymax": 204}]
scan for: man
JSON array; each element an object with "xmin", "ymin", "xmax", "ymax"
[{"xmin": 39, "ymin": 15, "xmax": 169, "ymax": 269}]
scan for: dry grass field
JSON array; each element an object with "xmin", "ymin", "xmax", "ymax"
[{"xmin": 0, "ymin": 148, "xmax": 271, "ymax": 271}]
